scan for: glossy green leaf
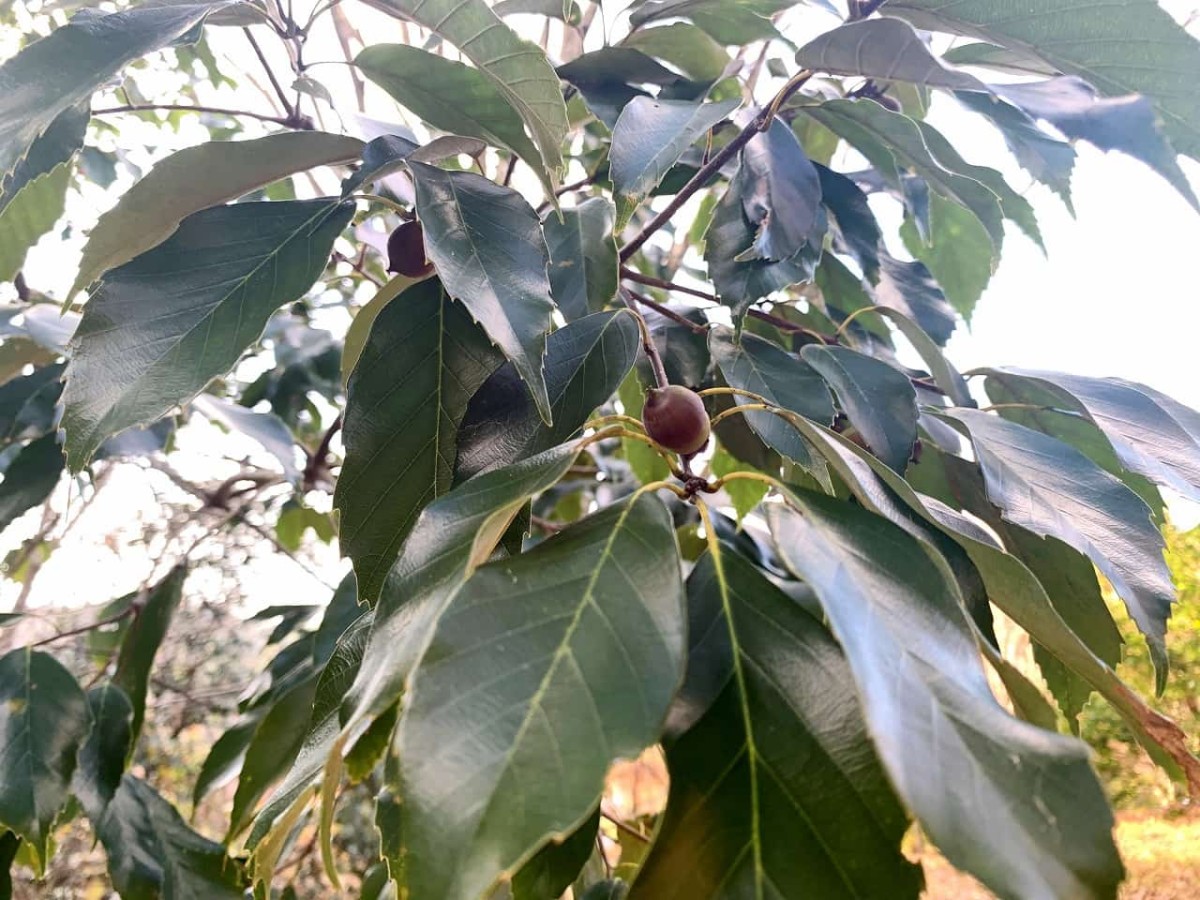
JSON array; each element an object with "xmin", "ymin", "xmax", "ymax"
[
  {"xmin": 709, "ymin": 447, "xmax": 767, "ymax": 523},
  {"xmin": 621, "ymin": 22, "xmax": 730, "ymax": 82},
  {"xmin": 0, "ymin": 4, "xmax": 213, "ymax": 184},
  {"xmin": 874, "ymin": 252, "xmax": 958, "ymax": 346},
  {"xmin": 610, "ymin": 97, "xmax": 740, "ymax": 226},
  {"xmin": 112, "ymin": 565, "xmax": 186, "ymax": 747},
  {"xmin": 73, "ymin": 684, "xmax": 133, "ymax": 822},
  {"xmin": 192, "ymin": 713, "xmax": 262, "ymax": 810},
  {"xmin": 801, "ymin": 344, "xmax": 918, "ymax": 472},
  {"xmin": 0, "ymin": 647, "xmax": 90, "ymax": 871},
  {"xmin": 70, "ymin": 132, "xmax": 362, "ymax": 299},
  {"xmin": 335, "ymin": 280, "xmax": 502, "ymax": 603},
  {"xmin": 227, "ymin": 674, "xmax": 320, "ymax": 840},
  {"xmin": 709, "ymin": 327, "xmax": 831, "ymax": 480},
  {"xmin": 735, "ymin": 118, "xmax": 823, "ymax": 262},
  {"xmin": 342, "ymin": 441, "xmax": 584, "ymax": 732},
  {"xmin": 796, "ymin": 18, "xmax": 987, "ymax": 92},
  {"xmin": 769, "ymin": 494, "xmax": 1124, "ymax": 900},
  {"xmin": 900, "ymin": 192, "xmax": 995, "ymax": 320},
  {"xmin": 0, "ymin": 434, "xmax": 63, "ymax": 536},
  {"xmin": 408, "ymin": 163, "xmax": 555, "ymax": 423},
  {"xmin": 341, "ymin": 274, "xmax": 419, "ymax": 386},
  {"xmin": 61, "ymin": 198, "xmax": 354, "ymax": 470},
  {"xmin": 345, "ymin": 703, "xmax": 397, "ymax": 784},
  {"xmin": 0, "ymin": 164, "xmax": 70, "ymax": 284},
  {"xmin": 359, "ymin": 0, "xmax": 568, "ymax": 176},
  {"xmin": 815, "ymin": 163, "xmax": 882, "ymax": 283},
  {"xmin": 941, "ymin": 42, "xmax": 1059, "ymax": 77},
  {"xmin": 355, "ymin": 45, "xmax": 548, "ymax": 193},
  {"xmin": 802, "ymin": 99, "xmax": 1005, "ymax": 250},
  {"xmin": 543, "ymin": 198, "xmax": 619, "ymax": 322},
  {"xmin": 456, "ymin": 310, "xmax": 638, "ymax": 480},
  {"xmin": 633, "ymin": 547, "xmax": 921, "ymax": 898},
  {"xmin": 512, "ymin": 808, "xmax": 600, "ymax": 900},
  {"xmin": 96, "ymin": 775, "xmax": 245, "ymax": 898},
  {"xmin": 395, "ymin": 492, "xmax": 685, "ymax": 900},
  {"xmin": 628, "ymin": 0, "xmax": 791, "ymax": 43},
  {"xmin": 861, "ymin": 305, "xmax": 971, "ymax": 407},
  {"xmin": 0, "ymin": 101, "xmax": 87, "ymax": 214},
  {"xmin": 942, "ymin": 408, "xmax": 1175, "ymax": 692},
  {"xmin": 887, "ymin": 0, "xmax": 1200, "ymax": 161}
]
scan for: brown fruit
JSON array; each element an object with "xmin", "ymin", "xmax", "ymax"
[
  {"xmin": 642, "ymin": 385, "xmax": 710, "ymax": 455},
  {"xmin": 387, "ymin": 220, "xmax": 434, "ymax": 277}
]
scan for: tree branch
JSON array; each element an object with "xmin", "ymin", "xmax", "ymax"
[
  {"xmin": 624, "ymin": 289, "xmax": 709, "ymax": 335},
  {"xmin": 620, "ymin": 267, "xmax": 718, "ymax": 303},
  {"xmin": 93, "ymin": 104, "xmax": 297, "ymax": 127},
  {"xmin": 620, "ymin": 289, "xmax": 670, "ymax": 389}
]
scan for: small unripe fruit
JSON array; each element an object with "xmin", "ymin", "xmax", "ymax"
[
  {"xmin": 387, "ymin": 220, "xmax": 434, "ymax": 277},
  {"xmin": 642, "ymin": 385, "xmax": 710, "ymax": 455}
]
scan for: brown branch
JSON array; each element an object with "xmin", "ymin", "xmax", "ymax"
[
  {"xmin": 620, "ymin": 289, "xmax": 670, "ymax": 390},
  {"xmin": 243, "ymin": 27, "xmax": 297, "ymax": 119},
  {"xmin": 620, "ymin": 267, "xmax": 718, "ymax": 303},
  {"xmin": 30, "ymin": 603, "xmax": 137, "ymax": 648},
  {"xmin": 746, "ymin": 308, "xmax": 836, "ymax": 345},
  {"xmin": 618, "ymin": 70, "xmax": 814, "ymax": 263},
  {"xmin": 624, "ymin": 289, "xmax": 709, "ymax": 335},
  {"xmin": 93, "ymin": 104, "xmax": 296, "ymax": 127},
  {"xmin": 303, "ymin": 414, "xmax": 343, "ymax": 492}
]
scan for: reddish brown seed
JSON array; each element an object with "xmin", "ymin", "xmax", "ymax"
[
  {"xmin": 386, "ymin": 220, "xmax": 435, "ymax": 277},
  {"xmin": 642, "ymin": 385, "xmax": 711, "ymax": 455}
]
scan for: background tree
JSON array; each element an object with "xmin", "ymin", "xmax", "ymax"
[{"xmin": 2, "ymin": 1, "xmax": 1200, "ymax": 898}]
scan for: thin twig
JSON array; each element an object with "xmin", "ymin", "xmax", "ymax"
[
  {"xmin": 29, "ymin": 605, "xmax": 137, "ymax": 648},
  {"xmin": 620, "ymin": 289, "xmax": 670, "ymax": 389},
  {"xmin": 244, "ymin": 27, "xmax": 297, "ymax": 119},
  {"xmin": 303, "ymin": 414, "xmax": 343, "ymax": 492},
  {"xmin": 624, "ymin": 289, "xmax": 709, "ymax": 335},
  {"xmin": 93, "ymin": 104, "xmax": 295, "ymax": 127},
  {"xmin": 620, "ymin": 268, "xmax": 717, "ymax": 303}
]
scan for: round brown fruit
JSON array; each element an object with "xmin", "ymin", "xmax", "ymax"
[
  {"xmin": 387, "ymin": 220, "xmax": 434, "ymax": 277},
  {"xmin": 642, "ymin": 385, "xmax": 710, "ymax": 455}
]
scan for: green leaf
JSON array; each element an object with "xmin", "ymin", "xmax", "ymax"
[
  {"xmin": 0, "ymin": 3, "xmax": 213, "ymax": 184},
  {"xmin": 709, "ymin": 327, "xmax": 831, "ymax": 480},
  {"xmin": 73, "ymin": 684, "xmax": 133, "ymax": 822},
  {"xmin": 512, "ymin": 809, "xmax": 600, "ymax": 900},
  {"xmin": 709, "ymin": 447, "xmax": 767, "ymax": 523},
  {"xmin": 610, "ymin": 97, "xmax": 739, "ymax": 227},
  {"xmin": 801, "ymin": 344, "xmax": 918, "ymax": 472},
  {"xmin": 735, "ymin": 118, "xmax": 823, "ymax": 262},
  {"xmin": 345, "ymin": 703, "xmax": 398, "ymax": 784},
  {"xmin": 900, "ymin": 192, "xmax": 995, "ymax": 320},
  {"xmin": 455, "ymin": 310, "xmax": 639, "ymax": 480},
  {"xmin": 227, "ymin": 674, "xmax": 320, "ymax": 840},
  {"xmin": 628, "ymin": 0, "xmax": 791, "ymax": 43},
  {"xmin": 335, "ymin": 278, "xmax": 503, "ymax": 603},
  {"xmin": 860, "ymin": 305, "xmax": 972, "ymax": 406},
  {"xmin": 192, "ymin": 713, "xmax": 262, "ymax": 811},
  {"xmin": 395, "ymin": 492, "xmax": 685, "ymax": 900},
  {"xmin": 620, "ymin": 22, "xmax": 730, "ymax": 82},
  {"xmin": 815, "ymin": 163, "xmax": 882, "ymax": 283},
  {"xmin": 796, "ymin": 422, "xmax": 1200, "ymax": 792},
  {"xmin": 275, "ymin": 502, "xmax": 335, "ymax": 553},
  {"xmin": 633, "ymin": 547, "xmax": 921, "ymax": 898},
  {"xmin": 359, "ymin": 0, "xmax": 568, "ymax": 177},
  {"xmin": 96, "ymin": 775, "xmax": 246, "ymax": 899},
  {"xmin": 112, "ymin": 565, "xmax": 186, "ymax": 747},
  {"xmin": 543, "ymin": 198, "xmax": 619, "ymax": 322},
  {"xmin": 802, "ymin": 99, "xmax": 1005, "ymax": 250},
  {"xmin": 408, "ymin": 163, "xmax": 555, "ymax": 424},
  {"xmin": 874, "ymin": 252, "xmax": 958, "ymax": 346},
  {"xmin": 887, "ymin": 0, "xmax": 1200, "ymax": 162},
  {"xmin": 0, "ymin": 831, "xmax": 18, "ymax": 898},
  {"xmin": 341, "ymin": 274, "xmax": 416, "ymax": 384},
  {"xmin": 0, "ymin": 647, "xmax": 90, "ymax": 872},
  {"xmin": 0, "ymin": 434, "xmax": 63, "ymax": 540},
  {"xmin": 0, "ymin": 164, "xmax": 71, "ymax": 284},
  {"xmin": 341, "ymin": 441, "xmax": 585, "ymax": 746},
  {"xmin": 769, "ymin": 494, "xmax": 1124, "ymax": 900},
  {"xmin": 70, "ymin": 132, "xmax": 362, "ymax": 299},
  {"xmin": 942, "ymin": 408, "xmax": 1175, "ymax": 692},
  {"xmin": 618, "ymin": 371, "xmax": 671, "ymax": 487},
  {"xmin": 0, "ymin": 101, "xmax": 88, "ymax": 214},
  {"xmin": 61, "ymin": 198, "xmax": 354, "ymax": 470},
  {"xmin": 796, "ymin": 18, "xmax": 987, "ymax": 92},
  {"xmin": 941, "ymin": 42, "xmax": 1059, "ymax": 77},
  {"xmin": 354, "ymin": 45, "xmax": 550, "ymax": 194}
]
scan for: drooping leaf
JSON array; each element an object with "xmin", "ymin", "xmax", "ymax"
[
  {"xmin": 512, "ymin": 809, "xmax": 600, "ymax": 900},
  {"xmin": 341, "ymin": 441, "xmax": 584, "ymax": 733},
  {"xmin": 801, "ymin": 344, "xmax": 918, "ymax": 472},
  {"xmin": 354, "ymin": 45, "xmax": 549, "ymax": 193},
  {"xmin": 70, "ymin": 132, "xmax": 362, "ymax": 299},
  {"xmin": 557, "ymin": 48, "xmax": 682, "ymax": 129},
  {"xmin": 633, "ymin": 547, "xmax": 921, "ymax": 898},
  {"xmin": 344, "ymin": 703, "xmax": 398, "ymax": 784},
  {"xmin": 0, "ymin": 647, "xmax": 90, "ymax": 872},
  {"xmin": 395, "ymin": 492, "xmax": 685, "ymax": 900},
  {"xmin": 543, "ymin": 198, "xmax": 619, "ymax": 321},
  {"xmin": 874, "ymin": 251, "xmax": 958, "ymax": 345},
  {"xmin": 112, "ymin": 565, "xmax": 187, "ymax": 747},
  {"xmin": 335, "ymin": 279, "xmax": 502, "ymax": 603},
  {"xmin": 941, "ymin": 409, "xmax": 1175, "ymax": 692},
  {"xmin": 341, "ymin": 274, "xmax": 415, "ymax": 384},
  {"xmin": 628, "ymin": 0, "xmax": 792, "ymax": 43},
  {"xmin": 72, "ymin": 684, "xmax": 133, "ymax": 822},
  {"xmin": 815, "ymin": 163, "xmax": 882, "ymax": 283},
  {"xmin": 0, "ymin": 3, "xmax": 214, "ymax": 184},
  {"xmin": 900, "ymin": 192, "xmax": 995, "ymax": 320},
  {"xmin": 358, "ymin": 0, "xmax": 568, "ymax": 177},
  {"xmin": 61, "ymin": 198, "xmax": 354, "ymax": 470},
  {"xmin": 456, "ymin": 310, "xmax": 639, "ymax": 480},
  {"xmin": 96, "ymin": 775, "xmax": 246, "ymax": 899},
  {"xmin": 887, "ymin": 0, "xmax": 1200, "ymax": 162},
  {"xmin": 0, "ymin": 164, "xmax": 71, "ymax": 284},
  {"xmin": 796, "ymin": 17, "xmax": 987, "ymax": 92},
  {"xmin": 709, "ymin": 447, "xmax": 768, "ymax": 523},
  {"xmin": 0, "ymin": 434, "xmax": 64, "ymax": 536},
  {"xmin": 610, "ymin": 97, "xmax": 740, "ymax": 226},
  {"xmin": 941, "ymin": 41, "xmax": 1059, "ymax": 77},
  {"xmin": 620, "ymin": 22, "xmax": 730, "ymax": 82},
  {"xmin": 192, "ymin": 713, "xmax": 263, "ymax": 811},
  {"xmin": 709, "ymin": 327, "xmax": 831, "ymax": 479},
  {"xmin": 192, "ymin": 394, "xmax": 300, "ymax": 483},
  {"xmin": 735, "ymin": 117, "xmax": 823, "ymax": 262},
  {"xmin": 408, "ymin": 163, "xmax": 555, "ymax": 423},
  {"xmin": 769, "ymin": 494, "xmax": 1124, "ymax": 900},
  {"xmin": 0, "ymin": 101, "xmax": 88, "ymax": 214},
  {"xmin": 802, "ymin": 98, "xmax": 1005, "ymax": 250},
  {"xmin": 861, "ymin": 305, "xmax": 971, "ymax": 406}
]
